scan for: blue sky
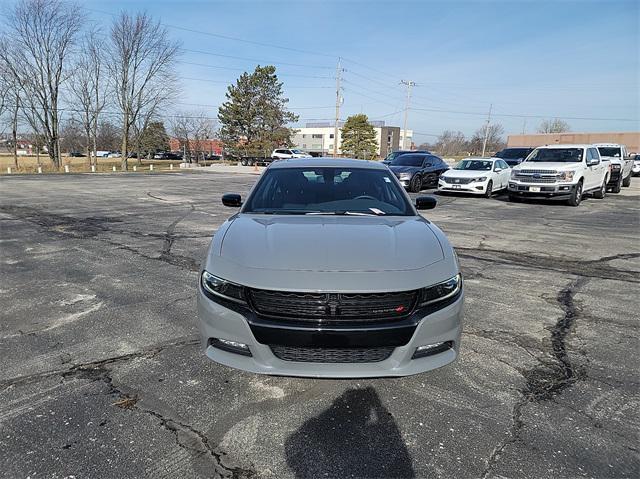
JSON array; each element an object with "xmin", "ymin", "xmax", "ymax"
[{"xmin": 85, "ymin": 0, "xmax": 639, "ymax": 142}]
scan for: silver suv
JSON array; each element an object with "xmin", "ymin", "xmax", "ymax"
[{"xmin": 197, "ymin": 158, "xmax": 463, "ymax": 377}]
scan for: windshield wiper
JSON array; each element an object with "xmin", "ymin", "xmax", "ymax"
[
  {"xmin": 306, "ymin": 210, "xmax": 384, "ymax": 216},
  {"xmin": 251, "ymin": 210, "xmax": 316, "ymax": 215}
]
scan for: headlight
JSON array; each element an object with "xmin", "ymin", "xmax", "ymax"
[
  {"xmin": 201, "ymin": 271, "xmax": 246, "ymax": 304},
  {"xmin": 473, "ymin": 176, "xmax": 487, "ymax": 182},
  {"xmin": 399, "ymin": 172, "xmax": 412, "ymax": 179},
  {"xmin": 510, "ymin": 170, "xmax": 518, "ymax": 178},
  {"xmin": 557, "ymin": 171, "xmax": 575, "ymax": 181},
  {"xmin": 418, "ymin": 274, "xmax": 462, "ymax": 306}
]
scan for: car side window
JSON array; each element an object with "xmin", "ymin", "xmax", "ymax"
[
  {"xmin": 585, "ymin": 149, "xmax": 592, "ymax": 162},
  {"xmin": 590, "ymin": 148, "xmax": 600, "ymax": 160},
  {"xmin": 500, "ymin": 160, "xmax": 509, "ymax": 169}
]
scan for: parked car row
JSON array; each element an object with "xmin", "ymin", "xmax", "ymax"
[{"xmin": 385, "ymin": 143, "xmax": 633, "ymax": 207}]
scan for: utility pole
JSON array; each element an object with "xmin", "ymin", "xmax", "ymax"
[
  {"xmin": 481, "ymin": 103, "xmax": 493, "ymax": 157},
  {"xmin": 521, "ymin": 119, "xmax": 527, "ymax": 135},
  {"xmin": 401, "ymin": 80, "xmax": 415, "ymax": 150},
  {"xmin": 333, "ymin": 57, "xmax": 343, "ymax": 158}
]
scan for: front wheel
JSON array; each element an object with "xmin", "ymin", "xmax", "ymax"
[
  {"xmin": 593, "ymin": 178, "xmax": 606, "ymax": 199},
  {"xmin": 484, "ymin": 180, "xmax": 493, "ymax": 198},
  {"xmin": 410, "ymin": 175, "xmax": 423, "ymax": 193},
  {"xmin": 240, "ymin": 158, "xmax": 248, "ymax": 166},
  {"xmin": 622, "ymin": 172, "xmax": 632, "ymax": 187},
  {"xmin": 567, "ymin": 181, "xmax": 583, "ymax": 206}
]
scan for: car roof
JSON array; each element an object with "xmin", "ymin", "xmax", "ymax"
[
  {"xmin": 269, "ymin": 157, "xmax": 387, "ymax": 170},
  {"xmin": 535, "ymin": 144, "xmax": 592, "ymax": 149},
  {"xmin": 461, "ymin": 157, "xmax": 499, "ymax": 161},
  {"xmin": 592, "ymin": 143, "xmax": 623, "ymax": 147}
]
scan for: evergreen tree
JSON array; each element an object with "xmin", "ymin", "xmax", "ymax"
[
  {"xmin": 218, "ymin": 65, "xmax": 298, "ymax": 156},
  {"xmin": 340, "ymin": 114, "xmax": 378, "ymax": 159}
]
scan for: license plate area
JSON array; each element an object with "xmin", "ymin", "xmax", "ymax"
[
  {"xmin": 529, "ymin": 186, "xmax": 541, "ymax": 192},
  {"xmin": 452, "ymin": 185, "xmax": 461, "ymax": 189}
]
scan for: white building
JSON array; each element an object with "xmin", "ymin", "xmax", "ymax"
[{"xmin": 292, "ymin": 121, "xmax": 413, "ymax": 158}]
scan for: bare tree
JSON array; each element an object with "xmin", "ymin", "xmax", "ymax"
[
  {"xmin": 470, "ymin": 124, "xmax": 505, "ymax": 155},
  {"xmin": 108, "ymin": 12, "xmax": 180, "ymax": 170},
  {"xmin": 537, "ymin": 118, "xmax": 571, "ymax": 134},
  {"xmin": 170, "ymin": 111, "xmax": 216, "ymax": 162},
  {"xmin": 69, "ymin": 31, "xmax": 107, "ymax": 167},
  {"xmin": 0, "ymin": 0, "xmax": 84, "ymax": 169},
  {"xmin": 434, "ymin": 130, "xmax": 468, "ymax": 156}
]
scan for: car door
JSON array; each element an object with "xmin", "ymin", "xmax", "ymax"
[
  {"xmin": 498, "ymin": 160, "xmax": 510, "ymax": 188},
  {"xmin": 585, "ymin": 148, "xmax": 603, "ymax": 189},
  {"xmin": 419, "ymin": 156, "xmax": 433, "ymax": 184}
]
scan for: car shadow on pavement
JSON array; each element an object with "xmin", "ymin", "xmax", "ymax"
[{"xmin": 284, "ymin": 386, "xmax": 415, "ymax": 479}]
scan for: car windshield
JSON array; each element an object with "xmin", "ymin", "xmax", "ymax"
[
  {"xmin": 526, "ymin": 148, "xmax": 583, "ymax": 162},
  {"xmin": 496, "ymin": 148, "xmax": 530, "ymax": 159},
  {"xmin": 243, "ymin": 167, "xmax": 413, "ymax": 216},
  {"xmin": 291, "ymin": 149, "xmax": 304, "ymax": 154},
  {"xmin": 597, "ymin": 147, "xmax": 621, "ymax": 158},
  {"xmin": 454, "ymin": 160, "xmax": 493, "ymax": 171},
  {"xmin": 390, "ymin": 154, "xmax": 424, "ymax": 167}
]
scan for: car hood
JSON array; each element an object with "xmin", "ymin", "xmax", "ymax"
[
  {"xmin": 442, "ymin": 169, "xmax": 492, "ymax": 178},
  {"xmin": 388, "ymin": 165, "xmax": 420, "ymax": 175},
  {"xmin": 216, "ymin": 214, "xmax": 444, "ymax": 272},
  {"xmin": 516, "ymin": 161, "xmax": 582, "ymax": 171}
]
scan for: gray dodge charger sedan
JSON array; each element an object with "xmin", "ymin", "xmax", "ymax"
[{"xmin": 197, "ymin": 158, "xmax": 463, "ymax": 377}]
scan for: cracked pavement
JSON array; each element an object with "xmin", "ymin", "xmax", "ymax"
[{"xmin": 0, "ymin": 171, "xmax": 638, "ymax": 478}]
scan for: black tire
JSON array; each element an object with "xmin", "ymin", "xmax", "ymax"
[
  {"xmin": 484, "ymin": 180, "xmax": 493, "ymax": 198},
  {"xmin": 410, "ymin": 175, "xmax": 423, "ymax": 193},
  {"xmin": 611, "ymin": 176, "xmax": 622, "ymax": 193},
  {"xmin": 240, "ymin": 158, "xmax": 248, "ymax": 166},
  {"xmin": 248, "ymin": 159, "xmax": 255, "ymax": 166},
  {"xmin": 567, "ymin": 180, "xmax": 583, "ymax": 206},
  {"xmin": 622, "ymin": 172, "xmax": 631, "ymax": 187},
  {"xmin": 593, "ymin": 178, "xmax": 606, "ymax": 199}
]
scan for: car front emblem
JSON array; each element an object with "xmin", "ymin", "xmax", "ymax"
[{"xmin": 326, "ymin": 294, "xmax": 340, "ymax": 316}]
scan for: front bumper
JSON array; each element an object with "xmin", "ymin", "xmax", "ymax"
[
  {"xmin": 508, "ymin": 181, "xmax": 576, "ymax": 198},
  {"xmin": 607, "ymin": 169, "xmax": 621, "ymax": 185},
  {"xmin": 633, "ymin": 163, "xmax": 640, "ymax": 175},
  {"xmin": 438, "ymin": 180, "xmax": 487, "ymax": 194},
  {"xmin": 197, "ymin": 285, "xmax": 463, "ymax": 378}
]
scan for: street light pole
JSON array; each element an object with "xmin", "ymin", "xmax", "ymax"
[{"xmin": 481, "ymin": 103, "xmax": 493, "ymax": 157}]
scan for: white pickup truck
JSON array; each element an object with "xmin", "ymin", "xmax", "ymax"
[
  {"xmin": 593, "ymin": 143, "xmax": 633, "ymax": 193},
  {"xmin": 508, "ymin": 144, "xmax": 609, "ymax": 207}
]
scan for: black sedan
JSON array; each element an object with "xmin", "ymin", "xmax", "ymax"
[{"xmin": 387, "ymin": 153, "xmax": 449, "ymax": 192}]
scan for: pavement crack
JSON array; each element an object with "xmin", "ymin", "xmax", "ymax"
[
  {"xmin": 456, "ymin": 248, "xmax": 640, "ymax": 283},
  {"xmin": 0, "ymin": 338, "xmax": 199, "ymax": 390},
  {"xmin": 480, "ymin": 277, "xmax": 590, "ymax": 478},
  {"xmin": 522, "ymin": 277, "xmax": 589, "ymax": 401}
]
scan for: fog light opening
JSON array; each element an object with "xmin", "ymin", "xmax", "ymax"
[
  {"xmin": 412, "ymin": 341, "xmax": 453, "ymax": 359},
  {"xmin": 209, "ymin": 338, "xmax": 252, "ymax": 357}
]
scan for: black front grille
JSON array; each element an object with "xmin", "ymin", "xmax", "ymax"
[
  {"xmin": 270, "ymin": 345, "xmax": 394, "ymax": 363},
  {"xmin": 248, "ymin": 289, "xmax": 418, "ymax": 322}
]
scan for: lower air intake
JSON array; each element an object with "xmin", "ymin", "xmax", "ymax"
[{"xmin": 270, "ymin": 345, "xmax": 394, "ymax": 363}]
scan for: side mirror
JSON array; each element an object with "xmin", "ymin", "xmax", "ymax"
[
  {"xmin": 416, "ymin": 196, "xmax": 437, "ymax": 210},
  {"xmin": 495, "ymin": 168, "xmax": 502, "ymax": 172},
  {"xmin": 586, "ymin": 158, "xmax": 599, "ymax": 166},
  {"xmin": 222, "ymin": 193, "xmax": 242, "ymax": 207},
  {"xmin": 423, "ymin": 163, "xmax": 432, "ymax": 168}
]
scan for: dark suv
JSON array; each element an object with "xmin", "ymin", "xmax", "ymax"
[
  {"xmin": 388, "ymin": 153, "xmax": 449, "ymax": 192},
  {"xmin": 495, "ymin": 147, "xmax": 534, "ymax": 167}
]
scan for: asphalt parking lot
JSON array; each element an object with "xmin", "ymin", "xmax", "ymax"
[{"xmin": 1, "ymin": 170, "xmax": 638, "ymax": 479}]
